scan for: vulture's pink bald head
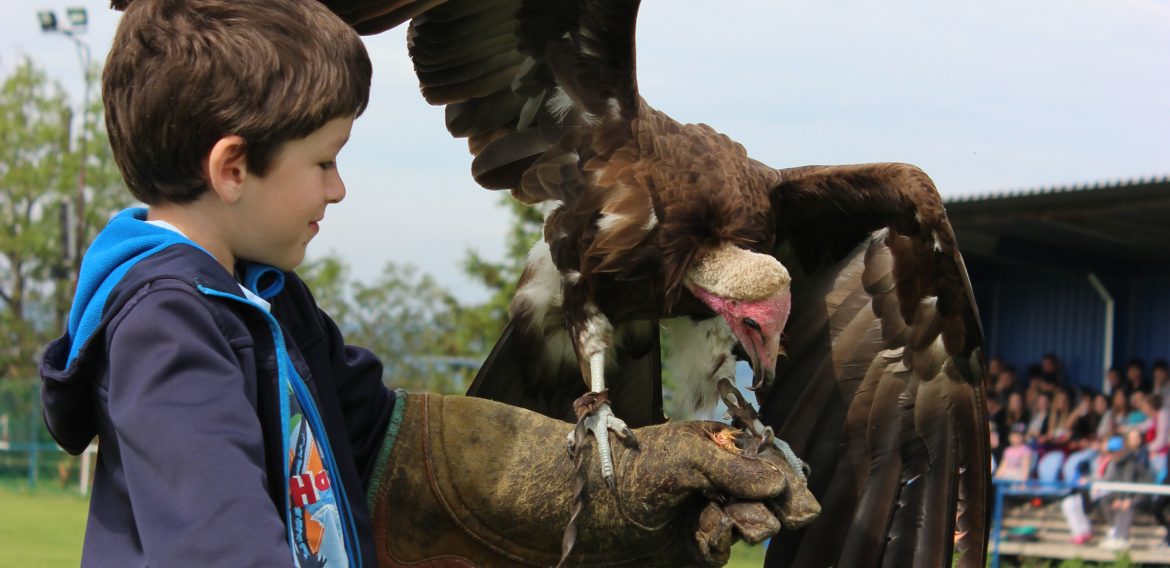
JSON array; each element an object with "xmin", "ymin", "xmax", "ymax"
[
  {"xmin": 690, "ymin": 285, "xmax": 790, "ymax": 389},
  {"xmin": 685, "ymin": 245, "xmax": 792, "ymax": 389}
]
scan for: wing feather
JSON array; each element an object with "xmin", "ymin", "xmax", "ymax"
[
  {"xmin": 313, "ymin": 5, "xmax": 990, "ymax": 564},
  {"xmin": 762, "ymin": 163, "xmax": 990, "ymax": 568}
]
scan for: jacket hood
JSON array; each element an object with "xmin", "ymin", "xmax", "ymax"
[
  {"xmin": 65, "ymin": 208, "xmax": 208, "ymax": 366},
  {"xmin": 40, "ymin": 208, "xmax": 210, "ymax": 453},
  {"xmin": 40, "ymin": 207, "xmax": 290, "ymax": 454}
]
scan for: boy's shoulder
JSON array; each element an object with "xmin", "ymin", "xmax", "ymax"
[{"xmin": 124, "ymin": 243, "xmax": 236, "ymax": 291}]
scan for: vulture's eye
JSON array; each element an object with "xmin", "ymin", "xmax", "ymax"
[{"xmin": 743, "ymin": 317, "xmax": 761, "ymax": 331}]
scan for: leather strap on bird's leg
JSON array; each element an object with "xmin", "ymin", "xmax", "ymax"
[
  {"xmin": 366, "ymin": 392, "xmax": 819, "ymax": 567},
  {"xmin": 718, "ymin": 378, "xmax": 803, "ymax": 476}
]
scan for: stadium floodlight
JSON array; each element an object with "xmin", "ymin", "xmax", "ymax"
[
  {"xmin": 37, "ymin": 10, "xmax": 59, "ymax": 33},
  {"xmin": 66, "ymin": 7, "xmax": 87, "ymax": 33}
]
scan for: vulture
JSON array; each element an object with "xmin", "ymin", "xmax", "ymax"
[{"xmin": 323, "ymin": 1, "xmax": 991, "ymax": 566}]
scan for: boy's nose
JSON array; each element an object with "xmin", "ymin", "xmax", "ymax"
[{"xmin": 327, "ymin": 176, "xmax": 346, "ymax": 204}]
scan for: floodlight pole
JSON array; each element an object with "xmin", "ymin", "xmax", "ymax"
[
  {"xmin": 40, "ymin": 10, "xmax": 93, "ymax": 287},
  {"xmin": 63, "ymin": 30, "xmax": 92, "ymax": 284}
]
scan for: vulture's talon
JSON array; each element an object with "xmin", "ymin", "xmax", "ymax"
[
  {"xmin": 580, "ymin": 401, "xmax": 635, "ymax": 487},
  {"xmin": 773, "ymin": 435, "xmax": 810, "ymax": 481}
]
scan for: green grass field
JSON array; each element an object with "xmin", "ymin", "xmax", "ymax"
[
  {"xmin": 1, "ymin": 482, "xmax": 766, "ymax": 567},
  {"xmin": 1, "ymin": 483, "xmax": 88, "ymax": 567}
]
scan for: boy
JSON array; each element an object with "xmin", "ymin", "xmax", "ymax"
[{"xmin": 40, "ymin": 0, "xmax": 811, "ymax": 566}]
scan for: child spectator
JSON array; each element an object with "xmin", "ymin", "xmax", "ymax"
[
  {"xmin": 1101, "ymin": 430, "xmax": 1153, "ymax": 550},
  {"xmin": 1061, "ymin": 436, "xmax": 1114, "ymax": 545},
  {"xmin": 996, "ymin": 423, "xmax": 1035, "ymax": 482}
]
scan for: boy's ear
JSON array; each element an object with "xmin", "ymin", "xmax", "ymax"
[{"xmin": 205, "ymin": 136, "xmax": 249, "ymax": 203}]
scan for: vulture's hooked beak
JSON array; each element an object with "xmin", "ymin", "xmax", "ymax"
[{"xmin": 743, "ymin": 325, "xmax": 780, "ymax": 391}]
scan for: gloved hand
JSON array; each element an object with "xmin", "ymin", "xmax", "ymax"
[{"xmin": 366, "ymin": 392, "xmax": 819, "ymax": 567}]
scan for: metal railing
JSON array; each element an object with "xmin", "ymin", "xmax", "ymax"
[{"xmin": 990, "ymin": 478, "xmax": 1170, "ymax": 568}]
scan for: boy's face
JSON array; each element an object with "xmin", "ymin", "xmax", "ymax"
[{"xmin": 231, "ymin": 116, "xmax": 353, "ymax": 270}]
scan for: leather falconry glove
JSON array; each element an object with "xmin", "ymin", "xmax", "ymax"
[{"xmin": 366, "ymin": 392, "xmax": 820, "ymax": 567}]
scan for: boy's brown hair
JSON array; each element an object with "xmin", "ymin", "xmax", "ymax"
[{"xmin": 103, "ymin": 0, "xmax": 371, "ymax": 204}]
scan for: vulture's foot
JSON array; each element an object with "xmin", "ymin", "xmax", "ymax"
[
  {"xmin": 716, "ymin": 378, "xmax": 810, "ymax": 481},
  {"xmin": 568, "ymin": 392, "xmax": 638, "ymax": 489},
  {"xmin": 768, "ymin": 427, "xmax": 811, "ymax": 480}
]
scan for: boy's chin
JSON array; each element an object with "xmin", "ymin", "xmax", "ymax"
[{"xmin": 257, "ymin": 252, "xmax": 305, "ymax": 273}]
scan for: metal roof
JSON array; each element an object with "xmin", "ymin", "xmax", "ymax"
[{"xmin": 944, "ymin": 175, "xmax": 1170, "ymax": 273}]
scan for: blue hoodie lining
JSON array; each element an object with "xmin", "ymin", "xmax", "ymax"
[
  {"xmin": 197, "ymin": 284, "xmax": 362, "ymax": 568},
  {"xmin": 66, "ymin": 208, "xmax": 211, "ymax": 366},
  {"xmin": 242, "ymin": 265, "xmax": 286, "ymax": 300}
]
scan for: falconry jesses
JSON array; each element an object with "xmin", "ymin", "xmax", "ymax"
[{"xmin": 320, "ymin": 1, "xmax": 992, "ymax": 566}]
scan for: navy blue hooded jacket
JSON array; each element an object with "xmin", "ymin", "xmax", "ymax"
[{"xmin": 40, "ymin": 209, "xmax": 395, "ymax": 566}]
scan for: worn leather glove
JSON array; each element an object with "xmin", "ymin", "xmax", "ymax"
[{"xmin": 365, "ymin": 392, "xmax": 819, "ymax": 567}]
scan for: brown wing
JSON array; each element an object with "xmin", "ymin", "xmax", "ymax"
[
  {"xmin": 322, "ymin": 0, "xmax": 666, "ymax": 422},
  {"xmin": 760, "ymin": 163, "xmax": 990, "ymax": 568},
  {"xmin": 325, "ymin": 0, "xmax": 642, "ymax": 200}
]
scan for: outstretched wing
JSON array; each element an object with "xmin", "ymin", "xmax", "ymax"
[
  {"xmin": 326, "ymin": 0, "xmax": 665, "ymax": 424},
  {"xmin": 760, "ymin": 163, "xmax": 990, "ymax": 568},
  {"xmin": 329, "ymin": 0, "xmax": 642, "ymax": 201}
]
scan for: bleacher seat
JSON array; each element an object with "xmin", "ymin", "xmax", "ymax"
[{"xmin": 1037, "ymin": 451, "xmax": 1065, "ymax": 483}]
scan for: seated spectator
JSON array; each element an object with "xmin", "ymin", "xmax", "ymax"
[
  {"xmin": 1101, "ymin": 430, "xmax": 1153, "ymax": 550},
  {"xmin": 1005, "ymin": 392, "xmax": 1029, "ymax": 436},
  {"xmin": 987, "ymin": 357, "xmax": 1004, "ymax": 390},
  {"xmin": 1151, "ymin": 466, "xmax": 1170, "ymax": 549},
  {"xmin": 1064, "ymin": 391, "xmax": 1103, "ymax": 452},
  {"xmin": 1154, "ymin": 359, "xmax": 1170, "ymax": 401},
  {"xmin": 988, "ymin": 395, "xmax": 1007, "ymax": 464},
  {"xmin": 1105, "ymin": 367, "xmax": 1124, "ymax": 396},
  {"xmin": 996, "ymin": 423, "xmax": 1035, "ymax": 482},
  {"xmin": 1124, "ymin": 391, "xmax": 1152, "ymax": 434},
  {"xmin": 1042, "ymin": 389, "xmax": 1072, "ymax": 447},
  {"xmin": 1026, "ymin": 365, "xmax": 1049, "ymax": 397},
  {"xmin": 1061, "ymin": 436, "xmax": 1113, "ymax": 545},
  {"xmin": 988, "ymin": 419, "xmax": 1001, "ymax": 472},
  {"xmin": 1126, "ymin": 358, "xmax": 1149, "ymax": 395},
  {"xmin": 1099, "ymin": 389, "xmax": 1132, "ymax": 439},
  {"xmin": 993, "ymin": 366, "xmax": 1019, "ymax": 400},
  {"xmin": 1027, "ymin": 393, "xmax": 1051, "ymax": 442},
  {"xmin": 1039, "ymin": 352, "xmax": 1066, "ymax": 391},
  {"xmin": 1145, "ymin": 394, "xmax": 1170, "ymax": 475}
]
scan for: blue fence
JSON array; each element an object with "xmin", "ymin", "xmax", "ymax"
[
  {"xmin": 0, "ymin": 379, "xmax": 79, "ymax": 490},
  {"xmin": 989, "ymin": 478, "xmax": 1170, "ymax": 567}
]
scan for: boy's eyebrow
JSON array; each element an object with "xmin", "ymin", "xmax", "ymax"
[{"xmin": 332, "ymin": 136, "xmax": 350, "ymax": 151}]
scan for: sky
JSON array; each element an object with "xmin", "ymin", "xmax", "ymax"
[{"xmin": 3, "ymin": 0, "xmax": 1168, "ymax": 302}]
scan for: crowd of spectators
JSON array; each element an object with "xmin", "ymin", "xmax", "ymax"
[{"xmin": 987, "ymin": 354, "xmax": 1170, "ymax": 550}]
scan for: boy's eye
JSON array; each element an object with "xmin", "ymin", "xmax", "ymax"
[{"xmin": 319, "ymin": 160, "xmax": 337, "ymax": 171}]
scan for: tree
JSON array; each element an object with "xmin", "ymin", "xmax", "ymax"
[
  {"xmin": 293, "ymin": 198, "xmax": 542, "ymax": 393},
  {"xmin": 0, "ymin": 58, "xmax": 130, "ymax": 379},
  {"xmin": 298, "ymin": 257, "xmax": 473, "ymax": 393},
  {"xmin": 457, "ymin": 197, "xmax": 544, "ymax": 350}
]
